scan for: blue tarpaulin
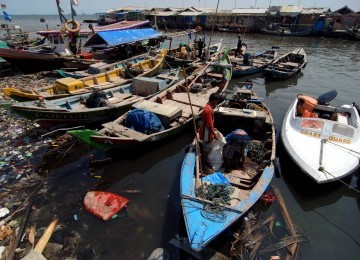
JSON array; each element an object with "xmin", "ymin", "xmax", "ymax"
[
  {"xmin": 202, "ymin": 172, "xmax": 231, "ymax": 186},
  {"xmin": 84, "ymin": 28, "xmax": 161, "ymax": 47},
  {"xmin": 125, "ymin": 109, "xmax": 164, "ymax": 134}
]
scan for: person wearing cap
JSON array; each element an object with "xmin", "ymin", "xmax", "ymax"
[{"xmin": 234, "ymin": 34, "xmax": 243, "ymax": 57}]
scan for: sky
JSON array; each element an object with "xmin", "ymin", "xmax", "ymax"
[{"xmin": 1, "ymin": 0, "xmax": 359, "ymax": 15}]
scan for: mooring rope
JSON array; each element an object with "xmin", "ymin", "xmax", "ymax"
[
  {"xmin": 325, "ymin": 140, "xmax": 360, "ymax": 157},
  {"xmin": 246, "ymin": 103, "xmax": 266, "ymax": 111},
  {"xmin": 196, "ymin": 183, "xmax": 236, "ymax": 221},
  {"xmin": 320, "ymin": 168, "xmax": 360, "ymax": 195}
]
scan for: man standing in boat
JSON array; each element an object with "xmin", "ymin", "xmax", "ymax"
[
  {"xmin": 234, "ymin": 34, "xmax": 242, "ymax": 57},
  {"xmin": 199, "ymin": 93, "xmax": 221, "ymax": 155},
  {"xmin": 197, "ymin": 37, "xmax": 205, "ymax": 58}
]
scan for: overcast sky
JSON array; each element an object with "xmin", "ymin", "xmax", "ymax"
[{"xmin": 2, "ymin": 0, "xmax": 359, "ymax": 15}]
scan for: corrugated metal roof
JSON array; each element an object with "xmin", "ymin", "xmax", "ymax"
[
  {"xmin": 84, "ymin": 28, "xmax": 161, "ymax": 47},
  {"xmin": 301, "ymin": 8, "xmax": 329, "ymax": 14},
  {"xmin": 280, "ymin": 5, "xmax": 303, "ymax": 16},
  {"xmin": 148, "ymin": 11, "xmax": 177, "ymax": 16},
  {"xmin": 232, "ymin": 8, "xmax": 268, "ymax": 14},
  {"xmin": 178, "ymin": 11, "xmax": 203, "ymax": 16}
]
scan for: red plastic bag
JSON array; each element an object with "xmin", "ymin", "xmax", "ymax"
[{"xmin": 84, "ymin": 191, "xmax": 129, "ymax": 220}]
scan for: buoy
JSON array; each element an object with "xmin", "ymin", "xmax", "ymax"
[{"xmin": 64, "ymin": 20, "xmax": 81, "ymax": 33}]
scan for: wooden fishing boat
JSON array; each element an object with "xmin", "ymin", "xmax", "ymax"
[
  {"xmin": 218, "ymin": 26, "xmax": 247, "ymax": 33},
  {"xmin": 230, "ymin": 46, "xmax": 278, "ymax": 77},
  {"xmin": 0, "ymin": 47, "xmax": 60, "ymax": 72},
  {"xmin": 260, "ymin": 27, "xmax": 313, "ymax": 37},
  {"xmin": 10, "ymin": 70, "xmax": 180, "ymax": 129},
  {"xmin": 165, "ymin": 40, "xmax": 222, "ymax": 66},
  {"xmin": 60, "ymin": 55, "xmax": 102, "ymax": 71},
  {"xmin": 2, "ymin": 50, "xmax": 167, "ymax": 102},
  {"xmin": 68, "ymin": 55, "xmax": 232, "ymax": 149},
  {"xmin": 281, "ymin": 91, "xmax": 360, "ymax": 183},
  {"xmin": 344, "ymin": 25, "xmax": 360, "ymax": 40},
  {"xmin": 181, "ymin": 83, "xmax": 276, "ymax": 251},
  {"xmin": 264, "ymin": 48, "xmax": 307, "ymax": 80},
  {"xmin": 37, "ymin": 20, "xmax": 151, "ymax": 37},
  {"xmin": 165, "ymin": 44, "xmax": 198, "ymax": 67},
  {"xmin": 56, "ymin": 53, "xmax": 150, "ymax": 79}
]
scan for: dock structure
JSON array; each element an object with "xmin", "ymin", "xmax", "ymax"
[{"xmin": 111, "ymin": 5, "xmax": 360, "ymax": 38}]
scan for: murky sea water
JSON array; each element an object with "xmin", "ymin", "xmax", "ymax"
[{"xmin": 7, "ymin": 15, "xmax": 360, "ymax": 259}]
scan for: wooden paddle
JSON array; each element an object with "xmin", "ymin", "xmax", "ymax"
[{"xmin": 21, "ymin": 218, "xmax": 58, "ymax": 260}]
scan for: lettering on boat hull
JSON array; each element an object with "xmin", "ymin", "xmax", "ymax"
[
  {"xmin": 300, "ymin": 130, "xmax": 321, "ymax": 138},
  {"xmin": 328, "ymin": 136, "xmax": 351, "ymax": 144}
]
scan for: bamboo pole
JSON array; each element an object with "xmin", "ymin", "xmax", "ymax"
[
  {"xmin": 182, "ymin": 68, "xmax": 203, "ymax": 189},
  {"xmin": 181, "ymin": 49, "xmax": 223, "ymax": 188},
  {"xmin": 206, "ymin": 0, "xmax": 220, "ymax": 59},
  {"xmin": 272, "ymin": 185, "xmax": 299, "ymax": 259}
]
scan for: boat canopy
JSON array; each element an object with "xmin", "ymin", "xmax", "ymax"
[{"xmin": 84, "ymin": 28, "xmax": 161, "ymax": 47}]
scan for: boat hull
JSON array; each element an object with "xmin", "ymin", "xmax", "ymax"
[
  {"xmin": 181, "ymin": 87, "xmax": 276, "ymax": 251},
  {"xmin": 11, "ymin": 104, "xmax": 133, "ymax": 129},
  {"xmin": 0, "ymin": 48, "xmax": 60, "ymax": 72},
  {"xmin": 281, "ymin": 97, "xmax": 360, "ymax": 183},
  {"xmin": 181, "ymin": 152, "xmax": 274, "ymax": 251},
  {"xmin": 264, "ymin": 48, "xmax": 307, "ymax": 80},
  {"xmin": 261, "ymin": 28, "xmax": 313, "ymax": 37},
  {"xmin": 233, "ymin": 65, "xmax": 265, "ymax": 77},
  {"xmin": 231, "ymin": 47, "xmax": 278, "ymax": 77},
  {"xmin": 69, "ymin": 57, "xmax": 232, "ymax": 149}
]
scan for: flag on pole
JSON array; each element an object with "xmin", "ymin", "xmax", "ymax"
[
  {"xmin": 55, "ymin": 0, "xmax": 67, "ymax": 24},
  {"xmin": 3, "ymin": 11, "xmax": 11, "ymax": 22},
  {"xmin": 71, "ymin": 4, "xmax": 77, "ymax": 16},
  {"xmin": 1, "ymin": 4, "xmax": 6, "ymax": 9}
]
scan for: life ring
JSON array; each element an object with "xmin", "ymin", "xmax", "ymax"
[
  {"xmin": 64, "ymin": 20, "xmax": 81, "ymax": 33},
  {"xmin": 195, "ymin": 26, "xmax": 202, "ymax": 32}
]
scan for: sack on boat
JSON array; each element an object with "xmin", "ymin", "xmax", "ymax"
[
  {"xmin": 125, "ymin": 109, "xmax": 165, "ymax": 134},
  {"xmin": 206, "ymin": 131, "xmax": 226, "ymax": 170},
  {"xmin": 84, "ymin": 191, "xmax": 129, "ymax": 221}
]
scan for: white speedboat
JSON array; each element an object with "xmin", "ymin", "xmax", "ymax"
[{"xmin": 281, "ymin": 91, "xmax": 360, "ymax": 183}]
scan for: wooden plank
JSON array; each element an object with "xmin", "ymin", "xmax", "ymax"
[
  {"xmin": 259, "ymin": 235, "xmax": 306, "ymax": 254},
  {"xmin": 156, "ymin": 74, "xmax": 179, "ymax": 80},
  {"xmin": 206, "ymin": 72, "xmax": 223, "ymax": 79},
  {"xmin": 132, "ymin": 100, "xmax": 182, "ymax": 122},
  {"xmin": 272, "ymin": 185, "xmax": 299, "ymax": 260},
  {"xmin": 171, "ymin": 92, "xmax": 209, "ymax": 107},
  {"xmin": 107, "ymin": 93, "xmax": 133, "ymax": 104},
  {"xmin": 103, "ymin": 122, "xmax": 148, "ymax": 140},
  {"xmin": 218, "ymin": 107, "xmax": 267, "ymax": 120},
  {"xmin": 162, "ymin": 99, "xmax": 200, "ymax": 117}
]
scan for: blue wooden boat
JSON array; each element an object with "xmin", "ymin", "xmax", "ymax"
[
  {"xmin": 180, "ymin": 84, "xmax": 275, "ymax": 251},
  {"xmin": 231, "ymin": 47, "xmax": 278, "ymax": 77},
  {"xmin": 264, "ymin": 48, "xmax": 307, "ymax": 80}
]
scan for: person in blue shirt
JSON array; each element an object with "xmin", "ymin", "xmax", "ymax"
[{"xmin": 223, "ymin": 129, "xmax": 251, "ymax": 171}]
